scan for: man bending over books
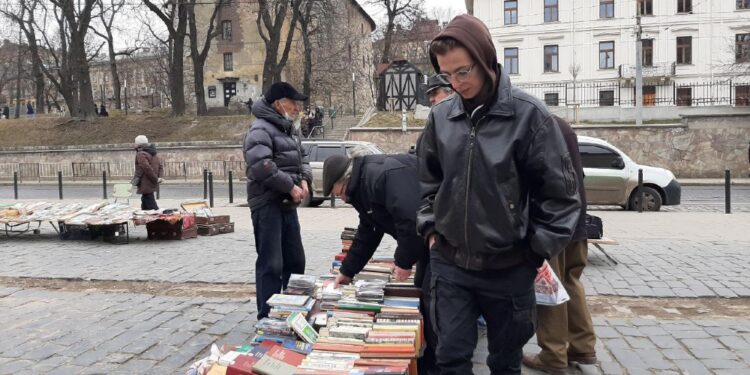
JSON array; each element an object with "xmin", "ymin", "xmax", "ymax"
[{"xmin": 322, "ymin": 151, "xmax": 437, "ymax": 375}]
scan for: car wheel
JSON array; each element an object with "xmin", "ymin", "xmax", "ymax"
[{"xmin": 628, "ymin": 186, "xmax": 662, "ymax": 211}]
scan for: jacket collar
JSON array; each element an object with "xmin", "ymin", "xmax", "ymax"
[
  {"xmin": 447, "ymin": 64, "xmax": 515, "ymax": 121},
  {"xmin": 345, "ymin": 157, "xmax": 364, "ymax": 206},
  {"xmin": 251, "ymin": 98, "xmax": 293, "ymax": 134}
]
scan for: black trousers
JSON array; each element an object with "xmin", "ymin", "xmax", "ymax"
[
  {"xmin": 415, "ymin": 259, "xmax": 439, "ymax": 375},
  {"xmin": 251, "ymin": 203, "xmax": 306, "ymax": 320},
  {"xmin": 141, "ymin": 193, "xmax": 159, "ymax": 210},
  {"xmin": 429, "ymin": 249, "xmax": 537, "ymax": 375}
]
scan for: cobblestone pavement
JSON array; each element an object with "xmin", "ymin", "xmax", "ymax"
[{"xmin": 0, "ymin": 199, "xmax": 748, "ymax": 374}]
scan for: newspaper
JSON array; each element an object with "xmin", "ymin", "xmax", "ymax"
[{"xmin": 534, "ymin": 260, "xmax": 570, "ymax": 306}]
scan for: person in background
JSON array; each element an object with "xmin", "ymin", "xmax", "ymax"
[
  {"xmin": 323, "ymin": 150, "xmax": 437, "ymax": 375},
  {"xmin": 133, "ymin": 135, "xmax": 164, "ymax": 210},
  {"xmin": 244, "ymin": 81, "xmax": 312, "ymax": 320},
  {"xmin": 99, "ymin": 104, "xmax": 109, "ymax": 117},
  {"xmin": 425, "ymin": 74, "xmax": 453, "ymax": 106},
  {"xmin": 522, "ymin": 116, "xmax": 597, "ymax": 373},
  {"xmin": 417, "ymin": 15, "xmax": 580, "ymax": 374},
  {"xmin": 26, "ymin": 103, "xmax": 34, "ymax": 118}
]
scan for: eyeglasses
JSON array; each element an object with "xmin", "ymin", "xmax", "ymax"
[{"xmin": 437, "ymin": 64, "xmax": 476, "ymax": 83}]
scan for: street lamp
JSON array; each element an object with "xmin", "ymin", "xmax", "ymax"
[{"xmin": 351, "ymin": 72, "xmax": 356, "ymax": 117}]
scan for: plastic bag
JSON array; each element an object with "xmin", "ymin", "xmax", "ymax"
[{"xmin": 534, "ymin": 260, "xmax": 570, "ymax": 306}]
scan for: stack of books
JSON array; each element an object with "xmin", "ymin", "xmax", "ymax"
[
  {"xmin": 267, "ymin": 294, "xmax": 315, "ymax": 319},
  {"xmin": 334, "ymin": 227, "xmax": 358, "ymax": 264},
  {"xmin": 355, "ymin": 279, "xmax": 386, "ymax": 303},
  {"xmin": 286, "ymin": 274, "xmax": 317, "ymax": 296}
]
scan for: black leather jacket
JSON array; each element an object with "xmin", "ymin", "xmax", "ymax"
[{"xmin": 416, "ymin": 66, "xmax": 581, "ymax": 271}]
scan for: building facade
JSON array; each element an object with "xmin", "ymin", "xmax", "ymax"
[
  {"xmin": 471, "ymin": 0, "xmax": 750, "ymax": 120},
  {"xmin": 196, "ymin": 0, "xmax": 376, "ymax": 114},
  {"xmin": 89, "ymin": 53, "xmax": 172, "ymax": 112}
]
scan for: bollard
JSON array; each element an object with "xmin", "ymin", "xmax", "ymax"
[
  {"xmin": 156, "ymin": 183, "xmax": 160, "ymax": 200},
  {"xmin": 330, "ymin": 194, "xmax": 336, "ymax": 208},
  {"xmin": 208, "ymin": 171, "xmax": 214, "ymax": 208},
  {"xmin": 58, "ymin": 171, "xmax": 63, "ymax": 200},
  {"xmin": 102, "ymin": 171, "xmax": 107, "ymax": 199},
  {"xmin": 203, "ymin": 168, "xmax": 208, "ymax": 199},
  {"xmin": 228, "ymin": 170, "xmax": 234, "ymax": 204},
  {"xmin": 13, "ymin": 172, "xmax": 18, "ymax": 199},
  {"xmin": 725, "ymin": 169, "xmax": 731, "ymax": 214},
  {"xmin": 637, "ymin": 169, "xmax": 644, "ymax": 213}
]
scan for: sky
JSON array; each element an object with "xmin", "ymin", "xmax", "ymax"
[{"xmin": 360, "ymin": 0, "xmax": 468, "ymax": 24}]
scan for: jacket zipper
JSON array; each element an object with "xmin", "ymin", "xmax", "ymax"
[{"xmin": 464, "ymin": 123, "xmax": 477, "ymax": 269}]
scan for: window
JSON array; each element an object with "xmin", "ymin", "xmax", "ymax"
[
  {"xmin": 544, "ymin": 93, "xmax": 559, "ymax": 106},
  {"xmin": 314, "ymin": 146, "xmax": 342, "ymax": 162},
  {"xmin": 504, "ymin": 1, "xmax": 518, "ymax": 25},
  {"xmin": 599, "ymin": 90, "xmax": 615, "ymax": 106},
  {"xmin": 676, "ymin": 36, "xmax": 692, "ymax": 64},
  {"xmin": 676, "ymin": 87, "xmax": 692, "ymax": 106},
  {"xmin": 504, "ymin": 48, "xmax": 519, "ymax": 74},
  {"xmin": 600, "ymin": 0, "xmax": 614, "ymax": 18},
  {"xmin": 638, "ymin": 0, "xmax": 653, "ymax": 15},
  {"xmin": 544, "ymin": 0, "xmax": 558, "ymax": 22},
  {"xmin": 223, "ymin": 53, "xmax": 233, "ymax": 71},
  {"xmin": 208, "ymin": 86, "xmax": 216, "ymax": 98},
  {"xmin": 544, "ymin": 45, "xmax": 559, "ymax": 72},
  {"xmin": 677, "ymin": 0, "xmax": 692, "ymax": 13},
  {"xmin": 642, "ymin": 39, "xmax": 653, "ymax": 67},
  {"xmin": 736, "ymin": 33, "xmax": 750, "ymax": 63},
  {"xmin": 599, "ymin": 41, "xmax": 615, "ymax": 69},
  {"xmin": 738, "ymin": 0, "xmax": 750, "ymax": 10},
  {"xmin": 222, "ymin": 20, "xmax": 232, "ymax": 40},
  {"xmin": 643, "ymin": 85, "xmax": 656, "ymax": 106},
  {"xmin": 579, "ymin": 145, "xmax": 623, "ymax": 169},
  {"xmin": 736, "ymin": 85, "xmax": 750, "ymax": 106}
]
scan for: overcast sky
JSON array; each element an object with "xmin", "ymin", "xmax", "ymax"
[{"xmin": 361, "ymin": 0, "xmax": 468, "ymax": 23}]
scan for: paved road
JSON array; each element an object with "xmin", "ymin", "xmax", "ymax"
[
  {"xmin": 2, "ymin": 183, "xmax": 749, "ymax": 212},
  {"xmin": 0, "ymin": 200, "xmax": 748, "ymax": 374}
]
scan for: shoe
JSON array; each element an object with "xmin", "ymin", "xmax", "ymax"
[
  {"xmin": 522, "ymin": 354, "xmax": 567, "ymax": 374},
  {"xmin": 567, "ymin": 353, "xmax": 597, "ymax": 365}
]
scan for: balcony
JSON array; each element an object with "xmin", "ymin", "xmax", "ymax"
[{"xmin": 618, "ymin": 63, "xmax": 675, "ymax": 79}]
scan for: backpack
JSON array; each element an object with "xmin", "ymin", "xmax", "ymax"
[{"xmin": 585, "ymin": 214, "xmax": 603, "ymax": 239}]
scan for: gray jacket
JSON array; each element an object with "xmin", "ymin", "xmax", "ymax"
[
  {"xmin": 417, "ymin": 66, "xmax": 581, "ymax": 271},
  {"xmin": 243, "ymin": 99, "xmax": 312, "ymax": 209}
]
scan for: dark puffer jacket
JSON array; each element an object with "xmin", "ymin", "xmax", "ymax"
[
  {"xmin": 244, "ymin": 98, "xmax": 312, "ymax": 209},
  {"xmin": 134, "ymin": 144, "xmax": 162, "ymax": 195},
  {"xmin": 338, "ymin": 154, "xmax": 427, "ymax": 278}
]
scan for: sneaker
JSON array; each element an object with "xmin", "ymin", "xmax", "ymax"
[{"xmin": 522, "ymin": 354, "xmax": 567, "ymax": 375}]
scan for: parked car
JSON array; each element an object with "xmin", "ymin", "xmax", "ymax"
[
  {"xmin": 300, "ymin": 140, "xmax": 384, "ymax": 207},
  {"xmin": 578, "ymin": 136, "xmax": 681, "ymax": 211}
]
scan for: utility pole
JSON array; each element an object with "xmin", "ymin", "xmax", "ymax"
[
  {"xmin": 14, "ymin": 25, "xmax": 22, "ymax": 119},
  {"xmin": 351, "ymin": 72, "xmax": 356, "ymax": 117},
  {"xmin": 635, "ymin": 13, "xmax": 643, "ymax": 126}
]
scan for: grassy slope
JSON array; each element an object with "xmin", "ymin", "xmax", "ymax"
[{"xmin": 0, "ymin": 112, "xmax": 252, "ymax": 148}]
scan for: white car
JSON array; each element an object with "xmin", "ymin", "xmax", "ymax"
[
  {"xmin": 300, "ymin": 140, "xmax": 384, "ymax": 207},
  {"xmin": 578, "ymin": 136, "xmax": 681, "ymax": 211}
]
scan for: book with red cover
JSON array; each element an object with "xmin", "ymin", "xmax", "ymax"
[
  {"xmin": 335, "ymin": 252, "xmax": 348, "ymax": 261},
  {"xmin": 312, "ymin": 342, "xmax": 365, "ymax": 353},
  {"xmin": 226, "ymin": 341, "xmax": 275, "ymax": 375}
]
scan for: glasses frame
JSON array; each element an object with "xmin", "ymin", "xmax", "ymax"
[{"xmin": 437, "ymin": 64, "xmax": 476, "ymax": 84}]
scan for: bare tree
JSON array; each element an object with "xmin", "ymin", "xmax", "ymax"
[
  {"xmin": 52, "ymin": 0, "xmax": 99, "ymax": 120},
  {"xmin": 91, "ymin": 0, "xmax": 138, "ymax": 110},
  {"xmin": 143, "ymin": 0, "xmax": 189, "ymax": 116},
  {"xmin": 1, "ymin": 0, "xmax": 47, "ymax": 114},
  {"xmin": 294, "ymin": 0, "xmax": 333, "ymax": 102},
  {"xmin": 367, "ymin": 0, "xmax": 424, "ymax": 64},
  {"xmin": 257, "ymin": 0, "xmax": 301, "ymax": 91},
  {"xmin": 186, "ymin": 0, "xmax": 226, "ymax": 115}
]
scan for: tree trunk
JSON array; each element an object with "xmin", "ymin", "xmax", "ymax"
[
  {"xmin": 170, "ymin": 2, "xmax": 188, "ymax": 116},
  {"xmin": 188, "ymin": 3, "xmax": 206, "ymax": 116},
  {"xmin": 301, "ymin": 24, "xmax": 312, "ymax": 103},
  {"xmin": 107, "ymin": 40, "xmax": 122, "ymax": 109},
  {"xmin": 70, "ymin": 37, "xmax": 97, "ymax": 120},
  {"xmin": 380, "ymin": 16, "xmax": 396, "ymax": 64},
  {"xmin": 262, "ymin": 43, "xmax": 280, "ymax": 92}
]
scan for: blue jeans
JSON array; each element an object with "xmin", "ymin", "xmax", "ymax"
[
  {"xmin": 251, "ymin": 203, "xmax": 306, "ymax": 320},
  {"xmin": 429, "ymin": 249, "xmax": 537, "ymax": 375}
]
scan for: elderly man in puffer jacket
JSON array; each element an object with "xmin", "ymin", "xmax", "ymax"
[{"xmin": 243, "ymin": 82, "xmax": 312, "ymax": 320}]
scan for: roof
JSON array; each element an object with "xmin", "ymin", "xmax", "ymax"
[{"xmin": 350, "ymin": 0, "xmax": 377, "ymax": 32}]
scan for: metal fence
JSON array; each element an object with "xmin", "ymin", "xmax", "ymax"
[
  {"xmin": 0, "ymin": 160, "xmax": 248, "ymax": 182},
  {"xmin": 515, "ymin": 79, "xmax": 750, "ymax": 108}
]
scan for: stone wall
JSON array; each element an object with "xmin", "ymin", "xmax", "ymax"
[{"xmin": 348, "ymin": 114, "xmax": 750, "ymax": 178}]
